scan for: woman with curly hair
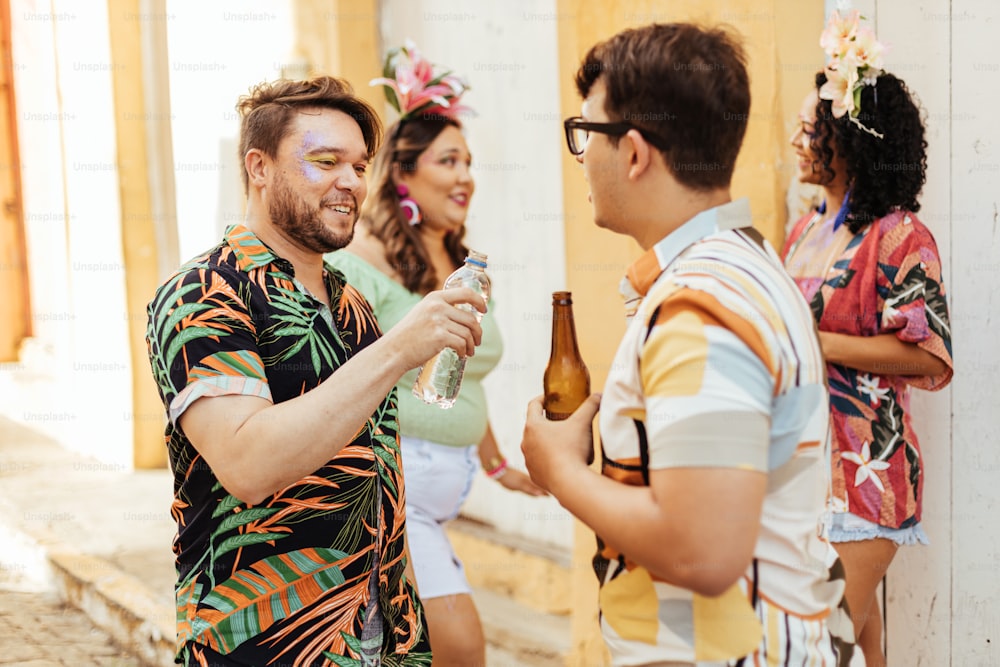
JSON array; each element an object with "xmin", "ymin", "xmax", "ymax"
[
  {"xmin": 327, "ymin": 44, "xmax": 545, "ymax": 666},
  {"xmin": 782, "ymin": 11, "xmax": 953, "ymax": 667}
]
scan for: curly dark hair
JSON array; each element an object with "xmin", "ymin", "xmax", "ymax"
[
  {"xmin": 810, "ymin": 71, "xmax": 927, "ymax": 233},
  {"xmin": 362, "ymin": 118, "xmax": 468, "ymax": 295}
]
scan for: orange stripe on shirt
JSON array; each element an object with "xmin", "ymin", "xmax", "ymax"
[{"xmin": 650, "ymin": 287, "xmax": 777, "ymax": 384}]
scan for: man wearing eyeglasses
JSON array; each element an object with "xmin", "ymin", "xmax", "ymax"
[{"xmin": 521, "ymin": 23, "xmax": 855, "ymax": 667}]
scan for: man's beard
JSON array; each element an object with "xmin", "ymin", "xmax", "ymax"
[{"xmin": 268, "ymin": 173, "xmax": 357, "ymax": 253}]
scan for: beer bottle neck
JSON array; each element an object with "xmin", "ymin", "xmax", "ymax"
[{"xmin": 550, "ymin": 303, "xmax": 582, "ymax": 358}]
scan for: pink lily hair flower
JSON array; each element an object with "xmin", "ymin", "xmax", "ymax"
[
  {"xmin": 370, "ymin": 40, "xmax": 472, "ymax": 122},
  {"xmin": 818, "ymin": 7, "xmax": 887, "ymax": 139}
]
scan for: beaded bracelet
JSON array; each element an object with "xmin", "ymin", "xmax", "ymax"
[{"xmin": 484, "ymin": 456, "xmax": 508, "ymax": 480}]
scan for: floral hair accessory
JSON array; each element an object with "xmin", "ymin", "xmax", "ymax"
[
  {"xmin": 370, "ymin": 40, "xmax": 471, "ymax": 122},
  {"xmin": 818, "ymin": 8, "xmax": 886, "ymax": 139}
]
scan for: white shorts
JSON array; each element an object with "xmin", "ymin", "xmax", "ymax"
[{"xmin": 401, "ymin": 435, "xmax": 477, "ymax": 599}]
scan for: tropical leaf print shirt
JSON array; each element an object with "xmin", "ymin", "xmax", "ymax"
[
  {"xmin": 597, "ymin": 200, "xmax": 850, "ymax": 665},
  {"xmin": 782, "ymin": 209, "xmax": 953, "ymax": 530},
  {"xmin": 146, "ymin": 224, "xmax": 430, "ymax": 666}
]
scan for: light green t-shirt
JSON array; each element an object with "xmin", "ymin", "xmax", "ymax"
[{"xmin": 326, "ymin": 250, "xmax": 503, "ymax": 447}]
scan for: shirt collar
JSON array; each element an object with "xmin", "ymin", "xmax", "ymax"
[
  {"xmin": 224, "ymin": 224, "xmax": 294, "ymax": 275},
  {"xmin": 623, "ymin": 198, "xmax": 751, "ymax": 298},
  {"xmin": 819, "ymin": 194, "xmax": 851, "ymax": 232}
]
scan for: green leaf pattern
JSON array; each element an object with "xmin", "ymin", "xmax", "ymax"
[{"xmin": 145, "ymin": 226, "xmax": 430, "ymax": 663}]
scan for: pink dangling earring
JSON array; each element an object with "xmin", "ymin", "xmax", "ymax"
[{"xmin": 396, "ymin": 184, "xmax": 422, "ymax": 226}]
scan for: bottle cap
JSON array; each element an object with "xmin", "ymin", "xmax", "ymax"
[
  {"xmin": 552, "ymin": 291, "xmax": 572, "ymax": 303},
  {"xmin": 466, "ymin": 250, "xmax": 488, "ymax": 268}
]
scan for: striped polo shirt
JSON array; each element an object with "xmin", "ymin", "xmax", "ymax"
[{"xmin": 596, "ymin": 199, "xmax": 852, "ymax": 666}]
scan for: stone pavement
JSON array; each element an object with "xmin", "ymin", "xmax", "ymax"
[
  {"xmin": 0, "ymin": 415, "xmax": 175, "ymax": 666},
  {"xmin": 0, "ymin": 415, "xmax": 567, "ymax": 666},
  {"xmin": 0, "ymin": 565, "xmax": 141, "ymax": 666}
]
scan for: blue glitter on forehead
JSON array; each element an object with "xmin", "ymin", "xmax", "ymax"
[{"xmin": 297, "ymin": 130, "xmax": 324, "ymax": 183}]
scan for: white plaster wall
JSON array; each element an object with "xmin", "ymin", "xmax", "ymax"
[
  {"xmin": 9, "ymin": 0, "xmax": 134, "ymax": 467},
  {"xmin": 915, "ymin": 1, "xmax": 1000, "ymax": 664},
  {"xmin": 379, "ymin": 0, "xmax": 572, "ymax": 549},
  {"xmin": 164, "ymin": 0, "xmax": 295, "ymax": 262},
  {"xmin": 859, "ymin": 2, "xmax": 955, "ymax": 665},
  {"xmin": 823, "ymin": 1, "xmax": 997, "ymax": 663},
  {"xmin": 10, "ymin": 0, "xmax": 72, "ymax": 361}
]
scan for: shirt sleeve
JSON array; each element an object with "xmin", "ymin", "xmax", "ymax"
[
  {"xmin": 878, "ymin": 216, "xmax": 954, "ymax": 391},
  {"xmin": 146, "ymin": 266, "xmax": 272, "ymax": 426},
  {"xmin": 640, "ymin": 288, "xmax": 775, "ymax": 472}
]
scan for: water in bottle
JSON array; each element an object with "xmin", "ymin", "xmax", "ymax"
[{"xmin": 412, "ymin": 250, "xmax": 491, "ymax": 408}]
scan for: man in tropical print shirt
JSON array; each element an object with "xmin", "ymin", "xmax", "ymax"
[{"xmin": 145, "ymin": 77, "xmax": 486, "ymax": 666}]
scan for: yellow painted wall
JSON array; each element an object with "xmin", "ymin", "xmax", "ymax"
[
  {"xmin": 292, "ymin": 0, "xmax": 383, "ymax": 118},
  {"xmin": 0, "ymin": 0, "xmax": 30, "ymax": 362},
  {"xmin": 449, "ymin": 525, "xmax": 572, "ymax": 615},
  {"xmin": 555, "ymin": 1, "xmax": 823, "ymax": 663},
  {"xmin": 107, "ymin": 0, "xmax": 169, "ymax": 469}
]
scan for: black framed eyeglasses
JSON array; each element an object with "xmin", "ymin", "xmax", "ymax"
[{"xmin": 563, "ymin": 116, "xmax": 670, "ymax": 156}]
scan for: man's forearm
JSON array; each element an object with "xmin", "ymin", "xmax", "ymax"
[
  {"xmin": 548, "ymin": 463, "xmax": 764, "ymax": 596},
  {"xmin": 183, "ymin": 337, "xmax": 410, "ymax": 504}
]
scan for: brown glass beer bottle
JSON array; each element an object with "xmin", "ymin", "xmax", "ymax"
[{"xmin": 543, "ymin": 291, "xmax": 591, "ymax": 420}]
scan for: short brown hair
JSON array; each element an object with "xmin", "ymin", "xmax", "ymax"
[
  {"xmin": 236, "ymin": 76, "xmax": 383, "ymax": 193},
  {"xmin": 575, "ymin": 23, "xmax": 750, "ymax": 190}
]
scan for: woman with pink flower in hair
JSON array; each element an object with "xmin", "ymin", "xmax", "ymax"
[
  {"xmin": 782, "ymin": 10, "xmax": 953, "ymax": 666},
  {"xmin": 327, "ymin": 42, "xmax": 546, "ymax": 666}
]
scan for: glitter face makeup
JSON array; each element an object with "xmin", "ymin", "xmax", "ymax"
[
  {"xmin": 297, "ymin": 131, "xmax": 327, "ymax": 183},
  {"xmin": 268, "ymin": 111, "xmax": 369, "ymax": 252}
]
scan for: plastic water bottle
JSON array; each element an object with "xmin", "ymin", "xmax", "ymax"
[{"xmin": 412, "ymin": 250, "xmax": 491, "ymax": 408}]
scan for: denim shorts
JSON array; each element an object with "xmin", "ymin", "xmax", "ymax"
[
  {"xmin": 828, "ymin": 511, "xmax": 930, "ymax": 546},
  {"xmin": 400, "ymin": 435, "xmax": 478, "ymax": 599}
]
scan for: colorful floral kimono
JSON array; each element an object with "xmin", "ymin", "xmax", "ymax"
[{"xmin": 782, "ymin": 209, "xmax": 953, "ymax": 529}]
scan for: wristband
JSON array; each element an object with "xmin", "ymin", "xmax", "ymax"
[{"xmin": 484, "ymin": 456, "xmax": 508, "ymax": 480}]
